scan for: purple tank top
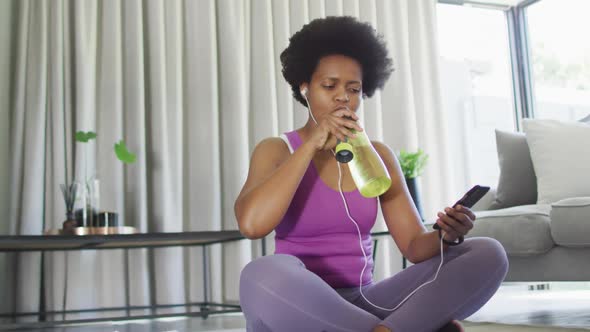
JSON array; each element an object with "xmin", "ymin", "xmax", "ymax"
[{"xmin": 274, "ymin": 130, "xmax": 377, "ymax": 288}]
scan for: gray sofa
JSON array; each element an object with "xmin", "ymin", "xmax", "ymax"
[
  {"xmin": 468, "ymin": 190, "xmax": 590, "ymax": 282},
  {"xmin": 451, "ymin": 117, "xmax": 590, "ymax": 282}
]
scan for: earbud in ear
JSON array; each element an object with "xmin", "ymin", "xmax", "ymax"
[{"xmin": 300, "ymin": 87, "xmax": 308, "ymax": 97}]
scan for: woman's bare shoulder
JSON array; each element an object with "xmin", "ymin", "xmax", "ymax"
[
  {"xmin": 250, "ymin": 136, "xmax": 291, "ymax": 166},
  {"xmin": 370, "ymin": 140, "xmax": 397, "ymax": 164}
]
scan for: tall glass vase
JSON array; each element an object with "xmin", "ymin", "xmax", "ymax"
[{"xmin": 74, "ymin": 179, "xmax": 100, "ymax": 227}]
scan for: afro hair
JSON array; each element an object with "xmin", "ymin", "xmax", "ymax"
[{"xmin": 280, "ymin": 16, "xmax": 394, "ymax": 106}]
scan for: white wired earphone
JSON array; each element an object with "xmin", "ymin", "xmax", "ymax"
[{"xmin": 301, "ymin": 87, "xmax": 447, "ymax": 312}]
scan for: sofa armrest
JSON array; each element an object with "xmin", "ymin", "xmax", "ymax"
[
  {"xmin": 471, "ymin": 187, "xmax": 496, "ymax": 211},
  {"xmin": 550, "ymin": 196, "xmax": 590, "ymax": 247}
]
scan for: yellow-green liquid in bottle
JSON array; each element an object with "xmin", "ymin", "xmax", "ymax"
[{"xmin": 340, "ymin": 130, "xmax": 392, "ymax": 198}]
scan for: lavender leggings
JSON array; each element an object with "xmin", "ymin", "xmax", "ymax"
[{"xmin": 239, "ymin": 237, "xmax": 508, "ymax": 332}]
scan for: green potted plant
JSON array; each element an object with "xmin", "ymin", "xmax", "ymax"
[
  {"xmin": 397, "ymin": 149, "xmax": 428, "ymax": 219},
  {"xmin": 61, "ymin": 131, "xmax": 136, "ymax": 232}
]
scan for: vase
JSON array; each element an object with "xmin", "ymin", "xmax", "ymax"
[
  {"xmin": 405, "ymin": 177, "xmax": 424, "ymax": 221},
  {"xmin": 74, "ymin": 179, "xmax": 100, "ymax": 227},
  {"xmin": 60, "ymin": 182, "xmax": 79, "ymax": 231}
]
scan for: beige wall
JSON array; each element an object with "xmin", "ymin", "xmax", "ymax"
[{"xmin": 0, "ymin": 0, "xmax": 15, "ymax": 231}]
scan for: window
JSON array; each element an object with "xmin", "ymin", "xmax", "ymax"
[
  {"xmin": 526, "ymin": 0, "xmax": 590, "ymax": 121},
  {"xmin": 436, "ymin": 4, "xmax": 516, "ymax": 192}
]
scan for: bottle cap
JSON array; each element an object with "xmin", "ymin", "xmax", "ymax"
[{"xmin": 335, "ymin": 142, "xmax": 354, "ymax": 163}]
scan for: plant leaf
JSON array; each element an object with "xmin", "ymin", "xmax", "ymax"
[
  {"xmin": 75, "ymin": 131, "xmax": 97, "ymax": 143},
  {"xmin": 397, "ymin": 149, "xmax": 428, "ymax": 179},
  {"xmin": 114, "ymin": 140, "xmax": 137, "ymax": 164}
]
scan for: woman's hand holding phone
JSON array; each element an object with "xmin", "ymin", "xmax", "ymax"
[{"xmin": 433, "ymin": 185, "xmax": 489, "ymax": 242}]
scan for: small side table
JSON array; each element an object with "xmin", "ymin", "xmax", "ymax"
[{"xmin": 0, "ymin": 230, "xmax": 248, "ymax": 329}]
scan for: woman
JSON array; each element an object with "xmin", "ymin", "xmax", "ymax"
[{"xmin": 235, "ymin": 16, "xmax": 508, "ymax": 332}]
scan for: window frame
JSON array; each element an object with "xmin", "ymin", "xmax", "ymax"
[{"xmin": 437, "ymin": 0, "xmax": 545, "ymax": 127}]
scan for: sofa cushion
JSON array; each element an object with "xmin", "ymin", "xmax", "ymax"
[
  {"xmin": 523, "ymin": 119, "xmax": 590, "ymax": 204},
  {"xmin": 551, "ymin": 197, "xmax": 590, "ymax": 247},
  {"xmin": 468, "ymin": 204, "xmax": 554, "ymax": 256},
  {"xmin": 489, "ymin": 130, "xmax": 537, "ymax": 209}
]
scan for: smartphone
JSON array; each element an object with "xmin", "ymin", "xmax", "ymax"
[{"xmin": 433, "ymin": 185, "xmax": 490, "ymax": 230}]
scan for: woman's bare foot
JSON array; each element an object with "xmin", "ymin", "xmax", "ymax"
[{"xmin": 372, "ymin": 324, "xmax": 392, "ymax": 332}]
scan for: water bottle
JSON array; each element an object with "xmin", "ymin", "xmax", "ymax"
[{"xmin": 335, "ymin": 124, "xmax": 391, "ymax": 198}]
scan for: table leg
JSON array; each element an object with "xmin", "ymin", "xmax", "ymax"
[
  {"xmin": 201, "ymin": 245, "xmax": 210, "ymax": 319},
  {"xmin": 148, "ymin": 248, "xmax": 157, "ymax": 314},
  {"xmin": 40, "ymin": 252, "xmax": 46, "ymax": 322},
  {"xmin": 62, "ymin": 252, "xmax": 69, "ymax": 321},
  {"xmin": 124, "ymin": 249, "xmax": 130, "ymax": 317}
]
